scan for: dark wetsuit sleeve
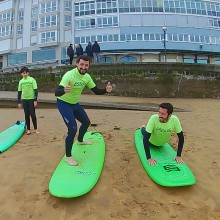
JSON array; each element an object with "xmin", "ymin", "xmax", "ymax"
[
  {"xmin": 141, "ymin": 127, "xmax": 152, "ymax": 159},
  {"xmin": 55, "ymin": 85, "xmax": 65, "ymax": 97},
  {"xmin": 18, "ymin": 91, "xmax": 22, "ymax": 104},
  {"xmin": 177, "ymin": 131, "xmax": 184, "ymax": 157},
  {"xmin": 34, "ymin": 89, "xmax": 38, "ymax": 101},
  {"xmin": 91, "ymin": 86, "xmax": 107, "ymax": 95}
]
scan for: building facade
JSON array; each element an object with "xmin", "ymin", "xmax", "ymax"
[{"xmin": 1, "ymin": 0, "xmax": 220, "ymax": 70}]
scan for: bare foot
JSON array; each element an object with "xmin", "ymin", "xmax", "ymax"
[
  {"xmin": 65, "ymin": 157, "xmax": 78, "ymax": 166},
  {"xmin": 26, "ymin": 130, "xmax": 31, "ymax": 135},
  {"xmin": 78, "ymin": 141, "xmax": 93, "ymax": 145},
  {"xmin": 35, "ymin": 130, "xmax": 40, "ymax": 134}
]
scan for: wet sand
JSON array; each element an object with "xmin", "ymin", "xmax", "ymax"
[{"xmin": 0, "ymin": 97, "xmax": 220, "ymax": 220}]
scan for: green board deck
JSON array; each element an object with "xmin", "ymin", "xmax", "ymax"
[
  {"xmin": 134, "ymin": 128, "xmax": 196, "ymax": 187},
  {"xmin": 0, "ymin": 121, "xmax": 26, "ymax": 153},
  {"xmin": 49, "ymin": 131, "xmax": 105, "ymax": 198}
]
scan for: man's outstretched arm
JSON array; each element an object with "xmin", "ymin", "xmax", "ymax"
[
  {"xmin": 141, "ymin": 126, "xmax": 156, "ymax": 166},
  {"xmin": 175, "ymin": 131, "xmax": 184, "ymax": 163},
  {"xmin": 141, "ymin": 127, "xmax": 151, "ymax": 160}
]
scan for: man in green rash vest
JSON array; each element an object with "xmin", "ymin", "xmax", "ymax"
[
  {"xmin": 17, "ymin": 66, "xmax": 40, "ymax": 135},
  {"xmin": 55, "ymin": 55, "xmax": 112, "ymax": 166},
  {"xmin": 141, "ymin": 103, "xmax": 184, "ymax": 166}
]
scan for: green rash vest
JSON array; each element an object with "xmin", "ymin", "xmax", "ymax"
[
  {"xmin": 57, "ymin": 68, "xmax": 96, "ymax": 104},
  {"xmin": 18, "ymin": 76, "xmax": 37, "ymax": 100},
  {"xmin": 145, "ymin": 114, "xmax": 182, "ymax": 146}
]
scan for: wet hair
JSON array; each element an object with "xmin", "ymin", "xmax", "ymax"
[
  {"xmin": 159, "ymin": 103, "xmax": 173, "ymax": 115},
  {"xmin": 76, "ymin": 55, "xmax": 90, "ymax": 63},
  {"xmin": 20, "ymin": 66, "xmax": 29, "ymax": 74}
]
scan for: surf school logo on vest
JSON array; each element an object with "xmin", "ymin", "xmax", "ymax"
[
  {"xmin": 75, "ymin": 171, "xmax": 96, "ymax": 176},
  {"xmin": 156, "ymin": 127, "xmax": 172, "ymax": 133},
  {"xmin": 74, "ymin": 82, "xmax": 85, "ymax": 86}
]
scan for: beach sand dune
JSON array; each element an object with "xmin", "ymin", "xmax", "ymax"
[{"xmin": 0, "ymin": 98, "xmax": 220, "ymax": 220}]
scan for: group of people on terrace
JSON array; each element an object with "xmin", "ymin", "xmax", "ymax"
[{"xmin": 67, "ymin": 41, "xmax": 101, "ymax": 65}]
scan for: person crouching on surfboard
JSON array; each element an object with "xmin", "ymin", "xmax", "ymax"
[
  {"xmin": 141, "ymin": 103, "xmax": 184, "ymax": 166},
  {"xmin": 55, "ymin": 55, "xmax": 112, "ymax": 166}
]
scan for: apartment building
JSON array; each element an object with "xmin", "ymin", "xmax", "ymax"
[{"xmin": 1, "ymin": 0, "xmax": 220, "ymax": 70}]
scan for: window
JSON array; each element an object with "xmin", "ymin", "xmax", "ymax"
[
  {"xmin": 210, "ymin": 36, "xmax": 216, "ymax": 44},
  {"xmin": 17, "ymin": 24, "xmax": 23, "ymax": 35},
  {"xmin": 120, "ymin": 56, "xmax": 137, "ymax": 63},
  {"xmin": 64, "ymin": 1, "xmax": 71, "ymax": 11},
  {"xmin": 207, "ymin": 2, "xmax": 220, "ymax": 17},
  {"xmin": 31, "ymin": 7, "xmax": 38, "ymax": 18},
  {"xmin": 81, "ymin": 36, "xmax": 86, "ymax": 43},
  {"xmin": 97, "ymin": 0, "xmax": 117, "ymax": 14},
  {"xmin": 144, "ymin": 34, "xmax": 149, "ymax": 41},
  {"xmin": 75, "ymin": 1, "xmax": 95, "ymax": 17},
  {"xmin": 76, "ymin": 16, "xmax": 118, "ymax": 29},
  {"xmin": 215, "ymin": 60, "xmax": 220, "ymax": 65},
  {"xmin": 31, "ymin": 21, "xmax": 37, "ymax": 31},
  {"xmin": 184, "ymin": 58, "xmax": 194, "ymax": 63},
  {"xmin": 173, "ymin": 34, "xmax": 178, "ymax": 42},
  {"xmin": 113, "ymin": 34, "xmax": 119, "ymax": 41},
  {"xmin": 183, "ymin": 34, "xmax": 189, "ymax": 42},
  {"xmin": 0, "ymin": 12, "xmax": 13, "ymax": 22},
  {"xmin": 8, "ymin": 52, "xmax": 27, "ymax": 65},
  {"xmin": 40, "ymin": 1, "xmax": 58, "ymax": 13},
  {"xmin": 91, "ymin": 18, "xmax": 95, "ymax": 26},
  {"xmin": 61, "ymin": 47, "xmax": 69, "ymax": 64},
  {"xmin": 197, "ymin": 59, "xmax": 207, "ymax": 64},
  {"xmin": 97, "ymin": 16, "xmax": 118, "ymax": 27},
  {"xmin": 32, "ymin": 48, "xmax": 56, "ymax": 62},
  {"xmin": 97, "ymin": 35, "xmax": 102, "ymax": 42},
  {"xmin": 64, "ymin": 15, "xmax": 71, "ymax": 26},
  {"xmin": 18, "ymin": 11, "xmax": 24, "ymax": 21},
  {"xmin": 120, "ymin": 34, "xmax": 126, "ymax": 41},
  {"xmin": 209, "ymin": 18, "xmax": 220, "ymax": 28},
  {"xmin": 40, "ymin": 15, "xmax": 58, "ymax": 28},
  {"xmin": 0, "ymin": 25, "xmax": 12, "ymax": 37},
  {"xmin": 40, "ymin": 31, "xmax": 56, "ymax": 43},
  {"xmin": 99, "ymin": 56, "xmax": 114, "ymax": 63}
]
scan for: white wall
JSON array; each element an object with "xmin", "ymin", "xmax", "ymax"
[
  {"xmin": 0, "ymin": 0, "xmax": 13, "ymax": 11},
  {"xmin": 0, "ymin": 39, "xmax": 11, "ymax": 52}
]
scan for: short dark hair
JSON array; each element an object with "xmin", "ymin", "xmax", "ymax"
[
  {"xmin": 76, "ymin": 55, "xmax": 90, "ymax": 63},
  {"xmin": 20, "ymin": 66, "xmax": 29, "ymax": 74},
  {"xmin": 159, "ymin": 103, "xmax": 173, "ymax": 115}
]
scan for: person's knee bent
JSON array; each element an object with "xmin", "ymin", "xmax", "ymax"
[
  {"xmin": 67, "ymin": 126, "xmax": 77, "ymax": 138},
  {"xmin": 83, "ymin": 118, "xmax": 91, "ymax": 128}
]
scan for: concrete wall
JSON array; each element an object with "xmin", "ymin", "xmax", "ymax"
[{"xmin": 0, "ymin": 63, "xmax": 220, "ymax": 98}]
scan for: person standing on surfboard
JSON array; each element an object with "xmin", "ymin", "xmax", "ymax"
[
  {"xmin": 55, "ymin": 55, "xmax": 112, "ymax": 166},
  {"xmin": 141, "ymin": 103, "xmax": 184, "ymax": 166},
  {"xmin": 17, "ymin": 66, "xmax": 40, "ymax": 135}
]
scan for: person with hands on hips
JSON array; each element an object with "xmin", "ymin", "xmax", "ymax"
[
  {"xmin": 55, "ymin": 55, "xmax": 112, "ymax": 166},
  {"xmin": 141, "ymin": 103, "xmax": 184, "ymax": 166}
]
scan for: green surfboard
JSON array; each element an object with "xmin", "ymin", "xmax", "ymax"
[
  {"xmin": 134, "ymin": 128, "xmax": 196, "ymax": 187},
  {"xmin": 0, "ymin": 121, "xmax": 26, "ymax": 153},
  {"xmin": 49, "ymin": 131, "xmax": 105, "ymax": 198}
]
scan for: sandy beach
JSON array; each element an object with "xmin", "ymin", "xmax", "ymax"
[{"xmin": 0, "ymin": 96, "xmax": 220, "ymax": 220}]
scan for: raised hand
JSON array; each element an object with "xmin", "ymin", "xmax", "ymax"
[
  {"xmin": 64, "ymin": 81, "xmax": 71, "ymax": 93},
  {"xmin": 106, "ymin": 81, "xmax": 112, "ymax": 93}
]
